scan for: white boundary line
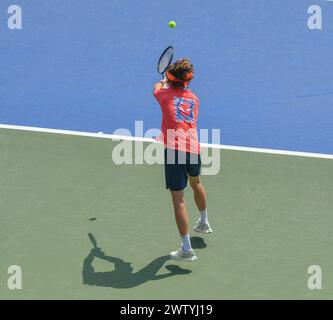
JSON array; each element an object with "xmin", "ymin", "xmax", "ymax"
[{"xmin": 0, "ymin": 123, "xmax": 332, "ymax": 160}]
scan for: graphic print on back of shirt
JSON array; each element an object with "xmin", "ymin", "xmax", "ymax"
[{"xmin": 174, "ymin": 97, "xmax": 196, "ymax": 123}]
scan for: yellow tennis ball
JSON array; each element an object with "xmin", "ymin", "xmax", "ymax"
[{"xmin": 168, "ymin": 21, "xmax": 176, "ymax": 28}]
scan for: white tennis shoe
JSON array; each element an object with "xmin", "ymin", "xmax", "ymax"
[
  {"xmin": 170, "ymin": 247, "xmax": 197, "ymax": 262},
  {"xmin": 193, "ymin": 220, "xmax": 213, "ymax": 234}
]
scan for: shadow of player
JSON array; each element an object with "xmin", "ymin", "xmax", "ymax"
[{"xmin": 82, "ymin": 234, "xmax": 207, "ymax": 289}]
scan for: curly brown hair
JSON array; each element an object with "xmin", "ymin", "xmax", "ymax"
[{"xmin": 167, "ymin": 58, "xmax": 194, "ymax": 88}]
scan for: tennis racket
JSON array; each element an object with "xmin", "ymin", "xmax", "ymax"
[{"xmin": 157, "ymin": 46, "xmax": 174, "ymax": 78}]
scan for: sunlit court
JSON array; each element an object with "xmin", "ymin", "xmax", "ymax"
[{"xmin": 0, "ymin": 0, "xmax": 333, "ymax": 300}]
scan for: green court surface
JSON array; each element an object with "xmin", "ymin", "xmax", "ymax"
[{"xmin": 0, "ymin": 128, "xmax": 333, "ymax": 299}]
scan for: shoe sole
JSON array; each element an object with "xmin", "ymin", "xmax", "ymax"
[
  {"xmin": 193, "ymin": 227, "xmax": 213, "ymax": 234},
  {"xmin": 170, "ymin": 255, "xmax": 198, "ymax": 262}
]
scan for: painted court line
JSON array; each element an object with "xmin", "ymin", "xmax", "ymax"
[{"xmin": 0, "ymin": 124, "xmax": 332, "ymax": 160}]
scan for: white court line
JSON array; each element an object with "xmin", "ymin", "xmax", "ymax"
[{"xmin": 0, "ymin": 123, "xmax": 332, "ymax": 160}]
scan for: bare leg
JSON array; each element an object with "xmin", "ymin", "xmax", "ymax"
[
  {"xmin": 169, "ymin": 189, "xmax": 198, "ymax": 259},
  {"xmin": 170, "ymin": 190, "xmax": 189, "ymax": 236},
  {"xmin": 189, "ymin": 176, "xmax": 207, "ymax": 211}
]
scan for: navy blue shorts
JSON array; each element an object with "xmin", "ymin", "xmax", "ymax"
[{"xmin": 164, "ymin": 148, "xmax": 201, "ymax": 191}]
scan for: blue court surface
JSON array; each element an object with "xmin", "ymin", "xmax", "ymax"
[{"xmin": 0, "ymin": 0, "xmax": 332, "ymax": 154}]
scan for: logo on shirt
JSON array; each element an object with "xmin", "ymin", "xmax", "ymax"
[{"xmin": 174, "ymin": 97, "xmax": 195, "ymax": 123}]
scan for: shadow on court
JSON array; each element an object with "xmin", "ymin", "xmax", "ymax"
[
  {"xmin": 82, "ymin": 234, "xmax": 207, "ymax": 289},
  {"xmin": 190, "ymin": 236, "xmax": 207, "ymax": 249}
]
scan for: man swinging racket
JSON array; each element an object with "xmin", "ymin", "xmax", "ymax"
[{"xmin": 153, "ymin": 48, "xmax": 212, "ymax": 262}]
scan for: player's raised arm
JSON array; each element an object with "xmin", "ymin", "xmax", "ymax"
[
  {"xmin": 153, "ymin": 79, "xmax": 168, "ymax": 95},
  {"xmin": 153, "ymin": 81, "xmax": 163, "ymax": 93}
]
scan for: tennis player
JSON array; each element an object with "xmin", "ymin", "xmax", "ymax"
[{"xmin": 153, "ymin": 58, "xmax": 212, "ymax": 262}]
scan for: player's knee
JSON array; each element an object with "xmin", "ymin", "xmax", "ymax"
[
  {"xmin": 189, "ymin": 177, "xmax": 201, "ymax": 191},
  {"xmin": 171, "ymin": 190, "xmax": 185, "ymax": 205},
  {"xmin": 173, "ymin": 199, "xmax": 186, "ymax": 213}
]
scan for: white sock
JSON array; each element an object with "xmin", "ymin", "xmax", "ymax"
[
  {"xmin": 200, "ymin": 209, "xmax": 208, "ymax": 223},
  {"xmin": 181, "ymin": 234, "xmax": 192, "ymax": 252}
]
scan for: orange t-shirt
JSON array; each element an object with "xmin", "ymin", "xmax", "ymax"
[{"xmin": 153, "ymin": 86, "xmax": 200, "ymax": 154}]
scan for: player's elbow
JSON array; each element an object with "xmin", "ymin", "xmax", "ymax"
[{"xmin": 153, "ymin": 86, "xmax": 160, "ymax": 97}]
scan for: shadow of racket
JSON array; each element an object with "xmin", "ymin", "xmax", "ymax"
[{"xmin": 88, "ymin": 233, "xmax": 98, "ymax": 249}]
